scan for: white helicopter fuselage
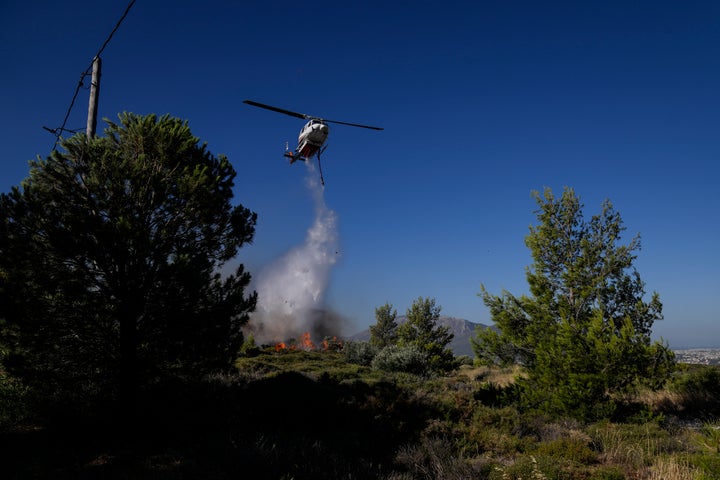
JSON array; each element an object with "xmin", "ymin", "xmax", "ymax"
[
  {"xmin": 244, "ymin": 99, "xmax": 381, "ymax": 184},
  {"xmin": 296, "ymin": 119, "xmax": 329, "ymax": 159}
]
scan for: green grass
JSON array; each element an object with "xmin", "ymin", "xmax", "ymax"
[{"xmin": 235, "ymin": 348, "xmax": 380, "ymax": 382}]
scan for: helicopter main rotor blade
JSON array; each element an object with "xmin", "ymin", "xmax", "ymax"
[
  {"xmin": 243, "ymin": 100, "xmax": 309, "ymax": 120},
  {"xmin": 323, "ymin": 119, "xmax": 384, "ymax": 130},
  {"xmin": 244, "ymin": 99, "xmax": 383, "ymax": 130}
]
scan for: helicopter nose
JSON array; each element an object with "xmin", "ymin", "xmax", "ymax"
[{"xmin": 312, "ymin": 123, "xmax": 329, "ymax": 136}]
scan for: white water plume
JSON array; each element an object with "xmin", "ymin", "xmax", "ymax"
[{"xmin": 249, "ymin": 162, "xmax": 341, "ymax": 344}]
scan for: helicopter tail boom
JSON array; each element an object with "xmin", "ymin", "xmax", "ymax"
[{"xmin": 284, "ymin": 151, "xmax": 305, "ymax": 164}]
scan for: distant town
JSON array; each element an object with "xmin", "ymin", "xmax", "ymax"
[{"xmin": 674, "ymin": 349, "xmax": 720, "ymax": 365}]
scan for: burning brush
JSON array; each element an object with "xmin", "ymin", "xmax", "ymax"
[{"xmin": 272, "ymin": 332, "xmax": 343, "ymax": 352}]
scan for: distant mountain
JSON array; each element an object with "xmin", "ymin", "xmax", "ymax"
[{"xmin": 346, "ymin": 316, "xmax": 493, "ymax": 357}]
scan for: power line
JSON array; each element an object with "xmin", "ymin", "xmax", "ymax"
[
  {"xmin": 95, "ymin": 0, "xmax": 136, "ymax": 59},
  {"xmin": 47, "ymin": 0, "xmax": 137, "ymax": 151}
]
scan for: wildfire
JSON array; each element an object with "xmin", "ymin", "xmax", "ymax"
[
  {"xmin": 300, "ymin": 332, "xmax": 316, "ymax": 350},
  {"xmin": 322, "ymin": 336, "xmax": 341, "ymax": 350},
  {"xmin": 273, "ymin": 332, "xmax": 343, "ymax": 352}
]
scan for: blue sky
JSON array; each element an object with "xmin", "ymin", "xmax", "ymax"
[{"xmin": 1, "ymin": 1, "xmax": 718, "ymax": 348}]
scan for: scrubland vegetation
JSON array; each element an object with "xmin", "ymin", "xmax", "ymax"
[
  {"xmin": 1, "ymin": 114, "xmax": 715, "ymax": 478},
  {"xmin": 2, "ymin": 349, "xmax": 720, "ymax": 479}
]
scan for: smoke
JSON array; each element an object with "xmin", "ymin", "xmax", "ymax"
[{"xmin": 248, "ymin": 162, "xmax": 345, "ymax": 344}]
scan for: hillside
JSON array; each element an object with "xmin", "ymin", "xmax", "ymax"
[{"xmin": 347, "ymin": 316, "xmax": 492, "ymax": 357}]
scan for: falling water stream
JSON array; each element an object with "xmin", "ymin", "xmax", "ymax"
[{"xmin": 248, "ymin": 162, "xmax": 342, "ymax": 344}]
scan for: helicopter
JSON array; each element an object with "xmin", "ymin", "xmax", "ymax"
[{"xmin": 243, "ymin": 100, "xmax": 383, "ymax": 185}]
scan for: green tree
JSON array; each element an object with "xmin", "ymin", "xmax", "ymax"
[
  {"xmin": 370, "ymin": 302, "xmax": 398, "ymax": 348},
  {"xmin": 397, "ymin": 297, "xmax": 456, "ymax": 373},
  {"xmin": 472, "ymin": 187, "xmax": 674, "ymax": 419},
  {"xmin": 0, "ymin": 113, "xmax": 258, "ymax": 402}
]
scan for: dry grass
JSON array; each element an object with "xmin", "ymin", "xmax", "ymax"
[
  {"xmin": 536, "ymin": 418, "xmax": 591, "ymax": 444},
  {"xmin": 589, "ymin": 422, "xmax": 684, "ymax": 471},
  {"xmin": 643, "ymin": 456, "xmax": 702, "ymax": 480},
  {"xmin": 457, "ymin": 364, "xmax": 523, "ymax": 387},
  {"xmin": 630, "ymin": 387, "xmax": 686, "ymax": 414},
  {"xmin": 393, "ymin": 436, "xmax": 473, "ymax": 480},
  {"xmin": 491, "ymin": 456, "xmax": 549, "ymax": 480},
  {"xmin": 697, "ymin": 419, "xmax": 720, "ymax": 454}
]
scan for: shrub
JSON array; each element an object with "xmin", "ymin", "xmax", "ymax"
[
  {"xmin": 0, "ymin": 371, "xmax": 33, "ymax": 429},
  {"xmin": 532, "ymin": 437, "xmax": 596, "ymax": 464},
  {"xmin": 343, "ymin": 341, "xmax": 379, "ymax": 366},
  {"xmin": 393, "ymin": 436, "xmax": 472, "ymax": 480},
  {"xmin": 238, "ymin": 333, "xmax": 261, "ymax": 357},
  {"xmin": 460, "ymin": 405, "xmax": 532, "ymax": 456},
  {"xmin": 372, "ymin": 345, "xmax": 429, "ymax": 375},
  {"xmin": 696, "ymin": 419, "xmax": 720, "ymax": 454},
  {"xmin": 475, "ymin": 381, "xmax": 521, "ymax": 408},
  {"xmin": 456, "ymin": 355, "xmax": 474, "ymax": 366},
  {"xmin": 645, "ymin": 456, "xmax": 702, "ymax": 480},
  {"xmin": 589, "ymin": 467, "xmax": 625, "ymax": 480},
  {"xmin": 489, "ymin": 455, "xmax": 558, "ymax": 480},
  {"xmin": 685, "ymin": 453, "xmax": 720, "ymax": 479},
  {"xmin": 587, "ymin": 421, "xmax": 682, "ymax": 470},
  {"xmin": 669, "ymin": 365, "xmax": 720, "ymax": 416}
]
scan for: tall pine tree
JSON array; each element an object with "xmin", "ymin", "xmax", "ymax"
[
  {"xmin": 398, "ymin": 297, "xmax": 456, "ymax": 373},
  {"xmin": 472, "ymin": 187, "xmax": 674, "ymax": 419},
  {"xmin": 370, "ymin": 302, "xmax": 398, "ymax": 348},
  {"xmin": 0, "ymin": 113, "xmax": 258, "ymax": 403}
]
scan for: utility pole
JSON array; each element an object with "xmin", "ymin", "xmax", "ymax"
[{"xmin": 86, "ymin": 56, "xmax": 102, "ymax": 138}]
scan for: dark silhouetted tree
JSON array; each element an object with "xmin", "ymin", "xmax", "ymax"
[
  {"xmin": 0, "ymin": 113, "xmax": 258, "ymax": 404},
  {"xmin": 370, "ymin": 302, "xmax": 398, "ymax": 348},
  {"xmin": 471, "ymin": 187, "xmax": 674, "ymax": 419}
]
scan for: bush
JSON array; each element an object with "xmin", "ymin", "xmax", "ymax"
[
  {"xmin": 455, "ymin": 355, "xmax": 474, "ymax": 366},
  {"xmin": 393, "ymin": 436, "xmax": 472, "ymax": 479},
  {"xmin": 238, "ymin": 334, "xmax": 261, "ymax": 357},
  {"xmin": 532, "ymin": 437, "xmax": 596, "ymax": 464},
  {"xmin": 372, "ymin": 345, "xmax": 429, "ymax": 375},
  {"xmin": 343, "ymin": 341, "xmax": 379, "ymax": 366},
  {"xmin": 489, "ymin": 455, "xmax": 560, "ymax": 480},
  {"xmin": 587, "ymin": 421, "xmax": 682, "ymax": 471},
  {"xmin": 686, "ymin": 452, "xmax": 720, "ymax": 479},
  {"xmin": 669, "ymin": 365, "xmax": 720, "ymax": 416},
  {"xmin": 589, "ymin": 467, "xmax": 625, "ymax": 480},
  {"xmin": 0, "ymin": 371, "xmax": 33, "ymax": 430},
  {"xmin": 475, "ymin": 382, "xmax": 521, "ymax": 408}
]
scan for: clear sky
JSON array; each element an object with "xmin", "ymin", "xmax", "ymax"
[{"xmin": 1, "ymin": 1, "xmax": 718, "ymax": 348}]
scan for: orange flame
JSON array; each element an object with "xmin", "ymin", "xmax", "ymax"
[
  {"xmin": 300, "ymin": 332, "xmax": 316, "ymax": 350},
  {"xmin": 273, "ymin": 333, "xmax": 343, "ymax": 352},
  {"xmin": 322, "ymin": 336, "xmax": 343, "ymax": 351}
]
